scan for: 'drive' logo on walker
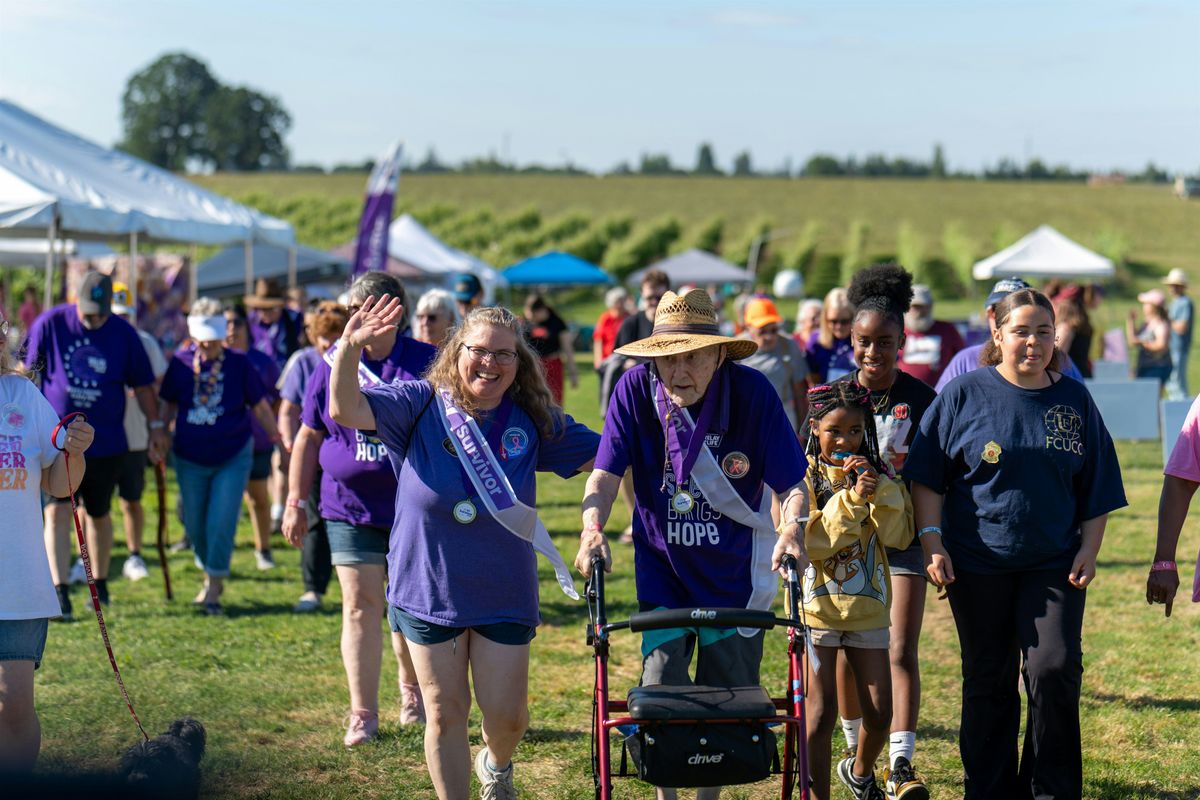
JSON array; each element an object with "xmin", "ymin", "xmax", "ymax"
[
  {"xmin": 690, "ymin": 609, "xmax": 717, "ymax": 620},
  {"xmin": 688, "ymin": 752, "xmax": 724, "ymax": 765}
]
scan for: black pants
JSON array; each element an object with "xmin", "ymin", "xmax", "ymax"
[
  {"xmin": 300, "ymin": 475, "xmax": 331, "ymax": 595},
  {"xmin": 947, "ymin": 568, "xmax": 1086, "ymax": 800}
]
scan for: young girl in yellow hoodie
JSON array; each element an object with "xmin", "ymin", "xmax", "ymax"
[{"xmin": 802, "ymin": 381, "xmax": 914, "ymax": 800}]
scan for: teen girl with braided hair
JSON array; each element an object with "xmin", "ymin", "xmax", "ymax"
[
  {"xmin": 836, "ymin": 264, "xmax": 936, "ymax": 800},
  {"xmin": 801, "ymin": 381, "xmax": 914, "ymax": 800}
]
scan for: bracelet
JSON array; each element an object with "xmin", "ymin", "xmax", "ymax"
[
  {"xmin": 782, "ymin": 516, "xmax": 810, "ymax": 528},
  {"xmin": 918, "ymin": 526, "xmax": 942, "ymax": 538},
  {"xmin": 148, "ymin": 420, "xmax": 165, "ymax": 430},
  {"xmin": 285, "ymin": 498, "xmax": 306, "ymax": 510},
  {"xmin": 1150, "ymin": 560, "xmax": 1178, "ymax": 572},
  {"xmin": 582, "ymin": 523, "xmax": 602, "ymax": 536}
]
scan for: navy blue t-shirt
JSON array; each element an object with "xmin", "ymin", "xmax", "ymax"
[{"xmin": 904, "ymin": 367, "xmax": 1126, "ymax": 574}]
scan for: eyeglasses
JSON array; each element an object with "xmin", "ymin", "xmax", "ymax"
[
  {"xmin": 758, "ymin": 325, "xmax": 780, "ymax": 335},
  {"xmin": 462, "ymin": 344, "xmax": 517, "ymax": 366},
  {"xmin": 643, "ymin": 293, "xmax": 665, "ymax": 305}
]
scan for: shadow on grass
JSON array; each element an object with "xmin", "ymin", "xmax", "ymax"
[
  {"xmin": 915, "ymin": 722, "xmax": 960, "ymax": 743},
  {"xmin": 539, "ymin": 599, "xmax": 638, "ymax": 628},
  {"xmin": 1088, "ymin": 692, "xmax": 1200, "ymax": 712},
  {"xmin": 222, "ymin": 602, "xmax": 319, "ymax": 619},
  {"xmin": 1090, "ymin": 777, "xmax": 1200, "ymax": 799},
  {"xmin": 523, "ymin": 726, "xmax": 587, "ymax": 743}
]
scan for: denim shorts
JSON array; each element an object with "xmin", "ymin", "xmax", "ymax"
[
  {"xmin": 388, "ymin": 606, "xmax": 536, "ymax": 646},
  {"xmin": 325, "ymin": 519, "xmax": 389, "ymax": 566},
  {"xmin": 0, "ymin": 618, "xmax": 49, "ymax": 669}
]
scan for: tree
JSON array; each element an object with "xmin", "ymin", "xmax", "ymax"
[
  {"xmin": 639, "ymin": 153, "xmax": 680, "ymax": 175},
  {"xmin": 120, "ymin": 52, "xmax": 218, "ymax": 170},
  {"xmin": 1026, "ymin": 158, "xmax": 1051, "ymax": 180},
  {"xmin": 694, "ymin": 142, "xmax": 721, "ymax": 175},
  {"xmin": 803, "ymin": 154, "xmax": 845, "ymax": 176},
  {"xmin": 414, "ymin": 148, "xmax": 450, "ymax": 173},
  {"xmin": 732, "ymin": 150, "xmax": 754, "ymax": 177},
  {"xmin": 931, "ymin": 143, "xmax": 947, "ymax": 178},
  {"xmin": 203, "ymin": 85, "xmax": 291, "ymax": 170}
]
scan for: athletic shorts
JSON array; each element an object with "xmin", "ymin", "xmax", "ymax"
[
  {"xmin": 388, "ymin": 606, "xmax": 536, "ymax": 647},
  {"xmin": 641, "ymin": 622, "xmax": 764, "ymax": 687},
  {"xmin": 0, "ymin": 618, "xmax": 49, "ymax": 669},
  {"xmin": 52, "ymin": 452, "xmax": 124, "ymax": 517},
  {"xmin": 808, "ymin": 626, "xmax": 890, "ymax": 650},
  {"xmin": 249, "ymin": 449, "xmax": 273, "ymax": 481},
  {"xmin": 325, "ymin": 519, "xmax": 388, "ymax": 566},
  {"xmin": 117, "ymin": 450, "xmax": 148, "ymax": 502},
  {"xmin": 886, "ymin": 542, "xmax": 926, "ymax": 577}
]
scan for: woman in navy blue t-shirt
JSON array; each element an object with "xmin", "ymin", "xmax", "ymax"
[{"xmin": 904, "ymin": 289, "xmax": 1126, "ymax": 800}]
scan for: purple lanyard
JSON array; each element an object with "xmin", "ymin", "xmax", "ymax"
[
  {"xmin": 452, "ymin": 394, "xmax": 515, "ymax": 500},
  {"xmin": 654, "ymin": 366, "xmax": 721, "ymax": 488}
]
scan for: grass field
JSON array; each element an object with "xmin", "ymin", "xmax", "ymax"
[{"xmin": 30, "ymin": 371, "xmax": 1200, "ymax": 799}]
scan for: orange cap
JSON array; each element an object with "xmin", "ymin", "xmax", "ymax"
[{"xmin": 743, "ymin": 297, "xmax": 782, "ymax": 329}]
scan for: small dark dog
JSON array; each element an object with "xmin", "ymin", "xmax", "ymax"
[{"xmin": 118, "ymin": 716, "xmax": 207, "ymax": 799}]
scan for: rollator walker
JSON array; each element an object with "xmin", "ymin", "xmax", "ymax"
[{"xmin": 586, "ymin": 554, "xmax": 812, "ymax": 798}]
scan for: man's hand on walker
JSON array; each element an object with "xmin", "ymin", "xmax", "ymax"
[
  {"xmin": 575, "ymin": 528, "xmax": 611, "ymax": 578},
  {"xmin": 772, "ymin": 528, "xmax": 809, "ymax": 575}
]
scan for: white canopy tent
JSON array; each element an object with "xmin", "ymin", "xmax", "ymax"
[
  {"xmin": 973, "ymin": 225, "xmax": 1114, "ymax": 281},
  {"xmin": 387, "ymin": 214, "xmax": 506, "ymax": 302},
  {"xmin": 0, "ymin": 237, "xmax": 114, "ymax": 267},
  {"xmin": 628, "ymin": 249, "xmax": 753, "ymax": 286},
  {"xmin": 0, "ymin": 99, "xmax": 294, "ymax": 317},
  {"xmin": 197, "ymin": 244, "xmax": 351, "ymax": 298}
]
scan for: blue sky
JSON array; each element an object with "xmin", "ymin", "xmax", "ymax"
[{"xmin": 1, "ymin": 0, "xmax": 1196, "ymax": 173}]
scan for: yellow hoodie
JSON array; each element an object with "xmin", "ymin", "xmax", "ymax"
[{"xmin": 801, "ymin": 457, "xmax": 914, "ymax": 632}]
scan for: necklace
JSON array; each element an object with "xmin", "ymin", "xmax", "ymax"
[
  {"xmin": 859, "ymin": 370, "xmax": 895, "ymax": 415},
  {"xmin": 192, "ymin": 348, "xmax": 225, "ymax": 408}
]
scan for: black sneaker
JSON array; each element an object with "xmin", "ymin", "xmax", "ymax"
[
  {"xmin": 95, "ymin": 579, "xmax": 110, "ymax": 606},
  {"xmin": 55, "ymin": 585, "xmax": 73, "ymax": 622},
  {"xmin": 838, "ymin": 756, "xmax": 885, "ymax": 800},
  {"xmin": 883, "ymin": 757, "xmax": 929, "ymax": 800}
]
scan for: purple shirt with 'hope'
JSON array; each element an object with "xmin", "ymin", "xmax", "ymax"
[
  {"xmin": 302, "ymin": 336, "xmax": 435, "ymax": 529},
  {"xmin": 364, "ymin": 380, "xmax": 599, "ymax": 628},
  {"xmin": 595, "ymin": 362, "xmax": 807, "ymax": 610},
  {"xmin": 23, "ymin": 305, "xmax": 155, "ymax": 458}
]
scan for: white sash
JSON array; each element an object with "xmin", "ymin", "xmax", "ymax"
[
  {"xmin": 324, "ymin": 343, "xmax": 384, "ymax": 389},
  {"xmin": 435, "ymin": 389, "xmax": 579, "ymax": 600}
]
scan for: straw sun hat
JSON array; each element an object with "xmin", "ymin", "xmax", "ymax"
[{"xmin": 615, "ymin": 288, "xmax": 758, "ymax": 360}]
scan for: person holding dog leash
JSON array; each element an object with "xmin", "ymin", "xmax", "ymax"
[
  {"xmin": 574, "ymin": 288, "xmax": 809, "ymax": 800},
  {"xmin": 0, "ymin": 310, "xmax": 95, "ymax": 772}
]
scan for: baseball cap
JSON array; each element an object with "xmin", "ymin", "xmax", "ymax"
[
  {"xmin": 111, "ymin": 281, "xmax": 133, "ymax": 316},
  {"xmin": 743, "ymin": 297, "xmax": 782, "ymax": 329},
  {"xmin": 453, "ymin": 273, "xmax": 482, "ymax": 303},
  {"xmin": 985, "ymin": 276, "xmax": 1031, "ymax": 309},
  {"xmin": 76, "ymin": 272, "xmax": 113, "ymax": 316},
  {"xmin": 911, "ymin": 284, "xmax": 933, "ymax": 307},
  {"xmin": 1137, "ymin": 288, "xmax": 1166, "ymax": 306}
]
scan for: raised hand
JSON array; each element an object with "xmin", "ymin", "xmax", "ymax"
[{"xmin": 341, "ymin": 294, "xmax": 405, "ymax": 351}]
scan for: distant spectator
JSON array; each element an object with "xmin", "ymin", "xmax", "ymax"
[
  {"xmin": 1128, "ymin": 289, "xmax": 1172, "ymax": 388},
  {"xmin": 245, "ymin": 278, "xmax": 305, "ymax": 371},
  {"xmin": 17, "ymin": 287, "xmax": 40, "ymax": 333},
  {"xmin": 740, "ymin": 297, "xmax": 810, "ymax": 431},
  {"xmin": 1053, "ymin": 284, "xmax": 1094, "ymax": 379},
  {"xmin": 901, "ymin": 284, "xmax": 965, "ymax": 388},
  {"xmin": 793, "ymin": 298, "xmax": 823, "ymax": 353},
  {"xmin": 806, "ymin": 287, "xmax": 856, "ymax": 383},
  {"xmin": 523, "ymin": 294, "xmax": 577, "ymax": 405},
  {"xmin": 1147, "ymin": 391, "xmax": 1200, "ymax": 616},
  {"xmin": 1164, "ymin": 269, "xmax": 1193, "ymax": 400},
  {"xmin": 452, "ymin": 272, "xmax": 484, "ymax": 319},
  {"xmin": 286, "ymin": 286, "xmax": 307, "ymax": 314},
  {"xmin": 412, "ymin": 289, "xmax": 459, "ymax": 347},
  {"xmin": 592, "ymin": 286, "xmax": 629, "ymax": 370}
]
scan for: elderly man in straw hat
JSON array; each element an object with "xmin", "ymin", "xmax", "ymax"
[
  {"xmin": 245, "ymin": 278, "xmax": 305, "ymax": 372},
  {"xmin": 575, "ymin": 289, "xmax": 810, "ymax": 800},
  {"xmin": 1164, "ymin": 268, "xmax": 1194, "ymax": 400}
]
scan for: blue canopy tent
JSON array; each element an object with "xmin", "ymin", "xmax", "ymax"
[{"xmin": 503, "ymin": 251, "xmax": 613, "ymax": 286}]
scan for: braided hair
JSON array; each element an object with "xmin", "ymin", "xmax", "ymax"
[
  {"xmin": 805, "ymin": 381, "xmax": 892, "ymax": 507},
  {"xmin": 846, "ymin": 262, "xmax": 914, "ymax": 330}
]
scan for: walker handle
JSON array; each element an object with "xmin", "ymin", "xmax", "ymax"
[{"xmin": 627, "ymin": 607, "xmax": 777, "ymax": 633}]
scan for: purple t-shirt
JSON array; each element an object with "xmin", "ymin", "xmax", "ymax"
[
  {"xmin": 934, "ymin": 343, "xmax": 1084, "ymax": 393},
  {"xmin": 23, "ymin": 305, "xmax": 155, "ymax": 458},
  {"xmin": 302, "ymin": 337, "xmax": 436, "ymax": 529},
  {"xmin": 595, "ymin": 362, "xmax": 807, "ymax": 610},
  {"xmin": 160, "ymin": 346, "xmax": 267, "ymax": 466},
  {"xmin": 243, "ymin": 347, "xmax": 281, "ymax": 453},
  {"xmin": 364, "ymin": 380, "xmax": 599, "ymax": 628},
  {"xmin": 248, "ymin": 308, "xmax": 303, "ymax": 370},
  {"xmin": 806, "ymin": 332, "xmax": 856, "ymax": 382},
  {"xmin": 279, "ymin": 347, "xmax": 322, "ymax": 405}
]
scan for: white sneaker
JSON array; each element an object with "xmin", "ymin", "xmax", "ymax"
[
  {"xmin": 474, "ymin": 748, "xmax": 517, "ymax": 800},
  {"xmin": 255, "ymin": 550, "xmax": 276, "ymax": 571},
  {"xmin": 292, "ymin": 591, "xmax": 321, "ymax": 613},
  {"xmin": 68, "ymin": 558, "xmax": 86, "ymax": 585},
  {"xmin": 122, "ymin": 554, "xmax": 150, "ymax": 582}
]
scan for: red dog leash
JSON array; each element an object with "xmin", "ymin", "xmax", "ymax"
[{"xmin": 52, "ymin": 412, "xmax": 149, "ymax": 741}]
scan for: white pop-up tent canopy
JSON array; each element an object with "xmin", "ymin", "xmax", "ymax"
[
  {"xmin": 628, "ymin": 248, "xmax": 753, "ymax": 287},
  {"xmin": 973, "ymin": 225, "xmax": 1114, "ymax": 281},
  {"xmin": 0, "ymin": 237, "xmax": 114, "ymax": 267},
  {"xmin": 0, "ymin": 99, "xmax": 294, "ymax": 314},
  {"xmin": 197, "ymin": 244, "xmax": 351, "ymax": 298},
  {"xmin": 387, "ymin": 213, "xmax": 506, "ymax": 302}
]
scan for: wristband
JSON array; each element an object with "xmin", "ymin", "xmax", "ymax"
[
  {"xmin": 285, "ymin": 498, "xmax": 306, "ymax": 510},
  {"xmin": 782, "ymin": 516, "xmax": 810, "ymax": 528},
  {"xmin": 1150, "ymin": 560, "xmax": 1177, "ymax": 572},
  {"xmin": 582, "ymin": 523, "xmax": 602, "ymax": 535},
  {"xmin": 918, "ymin": 526, "xmax": 942, "ymax": 538},
  {"xmin": 148, "ymin": 420, "xmax": 165, "ymax": 430}
]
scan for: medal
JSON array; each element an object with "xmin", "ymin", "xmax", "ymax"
[
  {"xmin": 671, "ymin": 490, "xmax": 695, "ymax": 514},
  {"xmin": 452, "ymin": 499, "xmax": 477, "ymax": 524}
]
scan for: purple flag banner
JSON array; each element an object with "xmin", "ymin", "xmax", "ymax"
[{"xmin": 352, "ymin": 141, "xmax": 404, "ymax": 276}]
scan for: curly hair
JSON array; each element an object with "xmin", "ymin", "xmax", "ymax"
[
  {"xmin": 804, "ymin": 381, "xmax": 891, "ymax": 507},
  {"xmin": 308, "ymin": 302, "xmax": 350, "ymax": 342},
  {"xmin": 980, "ymin": 288, "xmax": 1061, "ymax": 371},
  {"xmin": 847, "ymin": 262, "xmax": 913, "ymax": 330},
  {"xmin": 423, "ymin": 306, "xmax": 564, "ymax": 440}
]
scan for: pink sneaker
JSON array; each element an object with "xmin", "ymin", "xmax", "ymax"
[
  {"xmin": 343, "ymin": 710, "xmax": 378, "ymax": 747},
  {"xmin": 400, "ymin": 683, "xmax": 426, "ymax": 725}
]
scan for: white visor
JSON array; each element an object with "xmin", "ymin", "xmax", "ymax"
[{"xmin": 188, "ymin": 314, "xmax": 227, "ymax": 342}]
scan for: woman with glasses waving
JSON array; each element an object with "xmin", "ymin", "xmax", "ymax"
[
  {"xmin": 807, "ymin": 287, "xmax": 857, "ymax": 383},
  {"xmin": 329, "ymin": 301, "xmax": 599, "ymax": 799}
]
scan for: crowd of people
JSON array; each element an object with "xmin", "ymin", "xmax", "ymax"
[{"xmin": 0, "ymin": 256, "xmax": 1194, "ymax": 800}]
